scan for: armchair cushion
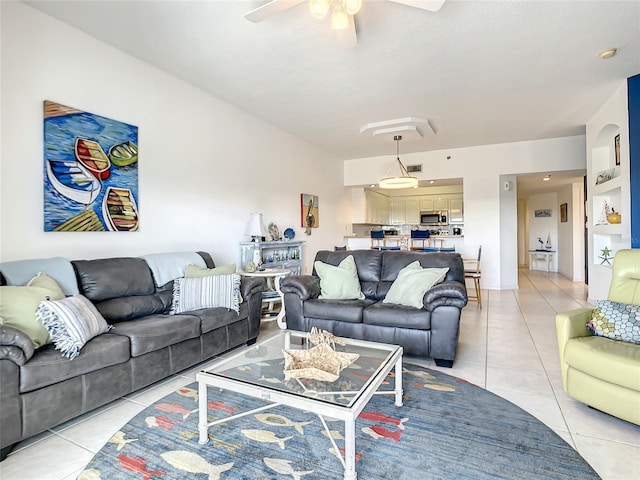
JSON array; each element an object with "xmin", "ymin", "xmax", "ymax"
[
  {"xmin": 587, "ymin": 300, "xmax": 640, "ymax": 345},
  {"xmin": 383, "ymin": 261, "xmax": 448, "ymax": 308},
  {"xmin": 314, "ymin": 255, "xmax": 365, "ymax": 300}
]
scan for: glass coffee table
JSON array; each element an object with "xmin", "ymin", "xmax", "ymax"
[{"xmin": 196, "ymin": 330, "xmax": 403, "ymax": 480}]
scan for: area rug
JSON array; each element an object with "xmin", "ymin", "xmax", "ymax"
[{"xmin": 79, "ymin": 364, "xmax": 600, "ymax": 480}]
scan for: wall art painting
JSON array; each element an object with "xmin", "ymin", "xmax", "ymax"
[
  {"xmin": 43, "ymin": 100, "xmax": 139, "ymax": 232},
  {"xmin": 534, "ymin": 209, "xmax": 552, "ymax": 218},
  {"xmin": 560, "ymin": 203, "xmax": 568, "ymax": 223},
  {"xmin": 301, "ymin": 194, "xmax": 319, "ymax": 234}
]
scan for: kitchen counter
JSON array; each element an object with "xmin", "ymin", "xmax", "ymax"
[{"xmin": 345, "ymin": 234, "xmax": 464, "ymax": 252}]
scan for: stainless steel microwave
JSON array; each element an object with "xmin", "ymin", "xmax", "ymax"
[{"xmin": 420, "ymin": 211, "xmax": 448, "ymax": 226}]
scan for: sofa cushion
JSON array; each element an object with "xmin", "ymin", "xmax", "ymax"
[
  {"xmin": 189, "ymin": 302, "xmax": 249, "ymax": 334},
  {"xmin": 36, "ymin": 295, "xmax": 112, "ymax": 359},
  {"xmin": 110, "ymin": 314, "xmax": 201, "ymax": 357},
  {"xmin": 19, "ymin": 333, "xmax": 130, "ymax": 393},
  {"xmin": 564, "ymin": 336, "xmax": 640, "ymax": 392},
  {"xmin": 96, "ymin": 295, "xmax": 167, "ymax": 324},
  {"xmin": 314, "ymin": 255, "xmax": 365, "ymax": 300},
  {"xmin": 383, "ymin": 261, "xmax": 449, "ymax": 308},
  {"xmin": 0, "ymin": 272, "xmax": 66, "ymax": 348},
  {"xmin": 304, "ymin": 298, "xmax": 376, "ymax": 323},
  {"xmin": 587, "ymin": 300, "xmax": 640, "ymax": 345},
  {"xmin": 185, "ymin": 263, "xmax": 236, "ymax": 277},
  {"xmin": 364, "ymin": 302, "xmax": 431, "ymax": 330},
  {"xmin": 73, "ymin": 258, "xmax": 155, "ymax": 302},
  {"xmin": 170, "ymin": 274, "xmax": 241, "ymax": 314}
]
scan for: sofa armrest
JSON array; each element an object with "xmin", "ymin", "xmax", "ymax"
[
  {"xmin": 0, "ymin": 326, "xmax": 35, "ymax": 365},
  {"xmin": 280, "ymin": 275, "xmax": 321, "ymax": 301},
  {"xmin": 240, "ymin": 276, "xmax": 267, "ymax": 301},
  {"xmin": 555, "ymin": 307, "xmax": 593, "ymax": 387},
  {"xmin": 423, "ymin": 281, "xmax": 468, "ymax": 311}
]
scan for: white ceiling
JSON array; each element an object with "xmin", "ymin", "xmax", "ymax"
[{"xmin": 25, "ymin": 0, "xmax": 640, "ymax": 161}]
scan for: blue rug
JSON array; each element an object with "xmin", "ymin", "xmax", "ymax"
[{"xmin": 80, "ymin": 363, "xmax": 600, "ymax": 479}]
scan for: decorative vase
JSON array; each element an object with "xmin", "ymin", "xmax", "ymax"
[{"xmin": 607, "ymin": 209, "xmax": 621, "ymax": 224}]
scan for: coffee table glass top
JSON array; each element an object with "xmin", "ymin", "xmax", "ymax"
[{"xmin": 200, "ymin": 330, "xmax": 400, "ymax": 408}]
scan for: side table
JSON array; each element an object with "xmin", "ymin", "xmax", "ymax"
[{"xmin": 239, "ymin": 268, "xmax": 290, "ymax": 328}]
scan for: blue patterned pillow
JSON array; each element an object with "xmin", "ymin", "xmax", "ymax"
[{"xmin": 587, "ymin": 300, "xmax": 640, "ymax": 345}]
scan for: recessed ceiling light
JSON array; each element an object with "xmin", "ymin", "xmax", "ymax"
[
  {"xmin": 598, "ymin": 48, "xmax": 617, "ymax": 59},
  {"xmin": 542, "ymin": 175, "xmax": 551, "ymax": 182},
  {"xmin": 429, "ymin": 180, "xmax": 436, "ymax": 184},
  {"xmin": 369, "ymin": 184, "xmax": 377, "ymax": 188}
]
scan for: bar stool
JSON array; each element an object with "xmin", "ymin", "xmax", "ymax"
[
  {"xmin": 370, "ymin": 230, "xmax": 385, "ymax": 249},
  {"xmin": 410, "ymin": 230, "xmax": 430, "ymax": 250},
  {"xmin": 463, "ymin": 245, "xmax": 482, "ymax": 308}
]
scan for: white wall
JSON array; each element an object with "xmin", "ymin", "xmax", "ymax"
[
  {"xmin": 345, "ymin": 136, "xmax": 586, "ymax": 289},
  {"xmin": 499, "ymin": 174, "xmax": 518, "ymax": 288},
  {"xmin": 0, "ymin": 2, "xmax": 349, "ymax": 272}
]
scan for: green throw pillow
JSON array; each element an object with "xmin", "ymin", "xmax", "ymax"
[
  {"xmin": 185, "ymin": 263, "xmax": 236, "ymax": 277},
  {"xmin": 314, "ymin": 255, "xmax": 365, "ymax": 300},
  {"xmin": 0, "ymin": 272, "xmax": 66, "ymax": 348},
  {"xmin": 383, "ymin": 261, "xmax": 449, "ymax": 309}
]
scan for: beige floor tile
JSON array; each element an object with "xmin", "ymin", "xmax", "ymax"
[
  {"xmin": 0, "ymin": 434, "xmax": 93, "ymax": 480},
  {"xmin": 486, "ymin": 365, "xmax": 555, "ymax": 396},
  {"xmin": 429, "ymin": 359, "xmax": 487, "ymax": 388},
  {"xmin": 573, "ymin": 434, "xmax": 640, "ymax": 480},
  {"xmin": 489, "ymin": 386, "xmax": 569, "ymax": 431},
  {"xmin": 126, "ymin": 375, "xmax": 192, "ymax": 406}
]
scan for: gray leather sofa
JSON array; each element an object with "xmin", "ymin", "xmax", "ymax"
[
  {"xmin": 281, "ymin": 249, "xmax": 467, "ymax": 366},
  {"xmin": 0, "ymin": 251, "xmax": 265, "ymax": 460}
]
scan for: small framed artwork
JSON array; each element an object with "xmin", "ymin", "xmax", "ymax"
[
  {"xmin": 560, "ymin": 203, "xmax": 568, "ymax": 223},
  {"xmin": 615, "ymin": 134, "xmax": 620, "ymax": 166},
  {"xmin": 534, "ymin": 209, "xmax": 552, "ymax": 218},
  {"xmin": 300, "ymin": 194, "xmax": 319, "ymax": 228}
]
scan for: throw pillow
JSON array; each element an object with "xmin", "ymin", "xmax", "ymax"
[
  {"xmin": 171, "ymin": 273, "xmax": 240, "ymax": 314},
  {"xmin": 383, "ymin": 261, "xmax": 449, "ymax": 309},
  {"xmin": 36, "ymin": 294, "xmax": 112, "ymax": 359},
  {"xmin": 184, "ymin": 263, "xmax": 236, "ymax": 277},
  {"xmin": 587, "ymin": 299, "xmax": 640, "ymax": 345},
  {"xmin": 0, "ymin": 272, "xmax": 66, "ymax": 348},
  {"xmin": 314, "ymin": 255, "xmax": 365, "ymax": 300}
]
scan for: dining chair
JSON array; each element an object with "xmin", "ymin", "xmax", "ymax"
[
  {"xmin": 410, "ymin": 230, "xmax": 430, "ymax": 250},
  {"xmin": 370, "ymin": 230, "xmax": 386, "ymax": 249},
  {"xmin": 464, "ymin": 245, "xmax": 482, "ymax": 308}
]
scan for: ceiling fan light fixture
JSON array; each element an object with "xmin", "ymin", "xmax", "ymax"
[
  {"xmin": 379, "ymin": 135, "xmax": 419, "ymax": 189},
  {"xmin": 344, "ymin": 0, "xmax": 363, "ymax": 15},
  {"xmin": 330, "ymin": 4, "xmax": 350, "ymax": 29},
  {"xmin": 309, "ymin": 0, "xmax": 331, "ymax": 19}
]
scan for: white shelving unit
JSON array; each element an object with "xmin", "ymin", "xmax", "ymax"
[{"xmin": 239, "ymin": 240, "xmax": 304, "ymax": 275}]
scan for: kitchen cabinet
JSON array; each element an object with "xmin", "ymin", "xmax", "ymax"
[
  {"xmin": 405, "ymin": 198, "xmax": 420, "ymax": 224},
  {"xmin": 389, "ymin": 199, "xmax": 406, "ymax": 225},
  {"xmin": 419, "ymin": 197, "xmax": 434, "ymax": 211},
  {"xmin": 449, "ymin": 195, "xmax": 464, "ymax": 223},
  {"xmin": 351, "ymin": 188, "xmax": 389, "ymax": 224},
  {"xmin": 434, "ymin": 196, "xmax": 448, "ymax": 210}
]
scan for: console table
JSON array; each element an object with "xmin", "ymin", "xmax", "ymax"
[{"xmin": 529, "ymin": 250, "xmax": 555, "ymax": 272}]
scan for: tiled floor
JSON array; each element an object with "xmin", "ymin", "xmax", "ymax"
[{"xmin": 1, "ymin": 269, "xmax": 639, "ymax": 479}]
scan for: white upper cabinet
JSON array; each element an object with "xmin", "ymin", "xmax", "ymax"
[
  {"xmin": 419, "ymin": 197, "xmax": 434, "ymax": 211},
  {"xmin": 449, "ymin": 195, "xmax": 464, "ymax": 223}
]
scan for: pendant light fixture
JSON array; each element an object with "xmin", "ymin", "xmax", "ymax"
[{"xmin": 379, "ymin": 135, "xmax": 419, "ymax": 189}]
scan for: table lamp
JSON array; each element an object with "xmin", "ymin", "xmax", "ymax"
[{"xmin": 246, "ymin": 213, "xmax": 266, "ymax": 242}]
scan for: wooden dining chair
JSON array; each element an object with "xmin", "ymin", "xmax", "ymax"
[{"xmin": 464, "ymin": 245, "xmax": 482, "ymax": 308}]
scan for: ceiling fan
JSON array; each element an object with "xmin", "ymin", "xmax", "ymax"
[{"xmin": 244, "ymin": 0, "xmax": 446, "ymax": 48}]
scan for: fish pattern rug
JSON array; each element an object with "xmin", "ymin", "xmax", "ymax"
[{"xmin": 80, "ymin": 362, "xmax": 600, "ymax": 479}]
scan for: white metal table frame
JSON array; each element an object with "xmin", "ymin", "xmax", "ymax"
[
  {"xmin": 239, "ymin": 268, "xmax": 290, "ymax": 328},
  {"xmin": 196, "ymin": 333, "xmax": 403, "ymax": 480}
]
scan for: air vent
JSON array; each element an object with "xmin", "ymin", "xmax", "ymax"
[{"xmin": 406, "ymin": 164, "xmax": 422, "ymax": 173}]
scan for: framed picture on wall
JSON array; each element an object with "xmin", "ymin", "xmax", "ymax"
[
  {"xmin": 615, "ymin": 134, "xmax": 620, "ymax": 166},
  {"xmin": 560, "ymin": 203, "xmax": 568, "ymax": 223},
  {"xmin": 534, "ymin": 209, "xmax": 552, "ymax": 218}
]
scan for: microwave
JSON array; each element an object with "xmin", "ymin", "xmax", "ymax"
[{"xmin": 420, "ymin": 211, "xmax": 448, "ymax": 226}]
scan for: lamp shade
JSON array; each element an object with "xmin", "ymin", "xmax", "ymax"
[{"xmin": 246, "ymin": 213, "xmax": 266, "ymax": 238}]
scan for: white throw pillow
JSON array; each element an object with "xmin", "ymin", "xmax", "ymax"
[
  {"xmin": 171, "ymin": 274, "xmax": 240, "ymax": 314},
  {"xmin": 36, "ymin": 294, "xmax": 111, "ymax": 359},
  {"xmin": 383, "ymin": 261, "xmax": 449, "ymax": 308},
  {"xmin": 314, "ymin": 255, "xmax": 365, "ymax": 300}
]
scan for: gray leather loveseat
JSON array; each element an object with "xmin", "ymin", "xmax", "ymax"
[
  {"xmin": 281, "ymin": 249, "xmax": 467, "ymax": 366},
  {"xmin": 0, "ymin": 251, "xmax": 265, "ymax": 460}
]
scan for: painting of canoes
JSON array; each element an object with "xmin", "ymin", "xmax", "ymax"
[
  {"xmin": 109, "ymin": 141, "xmax": 138, "ymax": 167},
  {"xmin": 44, "ymin": 100, "xmax": 138, "ymax": 232},
  {"xmin": 46, "ymin": 159, "xmax": 101, "ymax": 205},
  {"xmin": 74, "ymin": 138, "xmax": 111, "ymax": 180},
  {"xmin": 102, "ymin": 187, "xmax": 139, "ymax": 232}
]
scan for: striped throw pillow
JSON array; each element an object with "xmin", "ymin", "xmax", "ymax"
[
  {"xmin": 36, "ymin": 295, "xmax": 111, "ymax": 359},
  {"xmin": 170, "ymin": 274, "xmax": 240, "ymax": 315}
]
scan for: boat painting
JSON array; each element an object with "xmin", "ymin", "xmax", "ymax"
[
  {"xmin": 109, "ymin": 141, "xmax": 138, "ymax": 167},
  {"xmin": 46, "ymin": 159, "xmax": 102, "ymax": 205},
  {"xmin": 74, "ymin": 137, "xmax": 111, "ymax": 180},
  {"xmin": 44, "ymin": 100, "xmax": 138, "ymax": 232},
  {"xmin": 102, "ymin": 186, "xmax": 139, "ymax": 232}
]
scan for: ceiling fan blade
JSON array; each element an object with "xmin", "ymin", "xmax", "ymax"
[
  {"xmin": 387, "ymin": 0, "xmax": 446, "ymax": 12},
  {"xmin": 336, "ymin": 15, "xmax": 357, "ymax": 48},
  {"xmin": 244, "ymin": 0, "xmax": 305, "ymax": 23}
]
